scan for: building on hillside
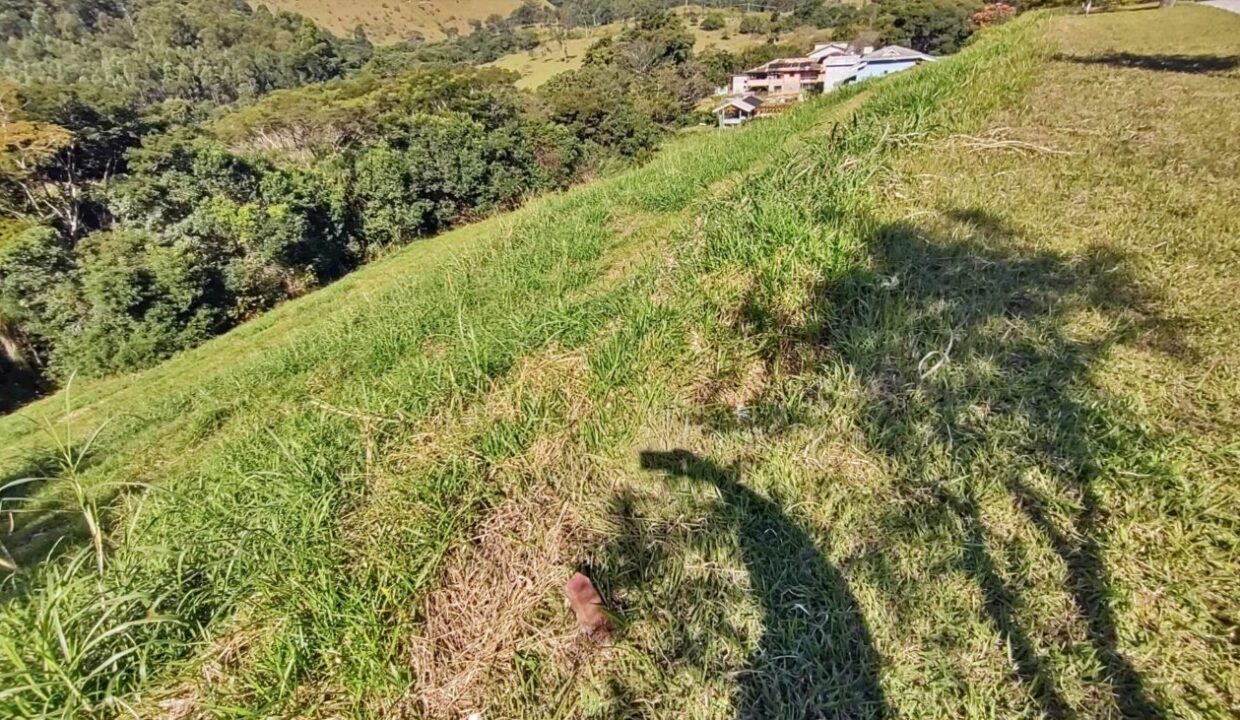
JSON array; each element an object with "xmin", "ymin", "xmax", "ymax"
[
  {"xmin": 808, "ymin": 41, "xmax": 875, "ymax": 62},
  {"xmin": 735, "ymin": 58, "xmax": 827, "ymax": 98},
  {"xmin": 822, "ymin": 53, "xmax": 865, "ymax": 90},
  {"xmin": 718, "ymin": 43, "xmax": 937, "ymax": 127},
  {"xmin": 854, "ymin": 45, "xmax": 937, "ymax": 81},
  {"xmin": 713, "ymin": 95, "xmax": 764, "ymax": 127}
]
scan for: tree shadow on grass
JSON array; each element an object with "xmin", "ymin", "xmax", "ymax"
[
  {"xmin": 625, "ymin": 449, "xmax": 887, "ymax": 720},
  {"xmin": 810, "ymin": 208, "xmax": 1170, "ymax": 718},
  {"xmin": 1055, "ymin": 52, "xmax": 1240, "ymax": 74}
]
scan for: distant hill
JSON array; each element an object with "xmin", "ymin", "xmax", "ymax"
[{"xmin": 252, "ymin": 0, "xmax": 531, "ymax": 44}]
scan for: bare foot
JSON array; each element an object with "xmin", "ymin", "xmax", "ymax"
[{"xmin": 565, "ymin": 572, "xmax": 611, "ymax": 643}]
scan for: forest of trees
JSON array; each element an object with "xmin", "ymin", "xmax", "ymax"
[
  {"xmin": 543, "ymin": 0, "xmax": 992, "ymax": 51},
  {"xmin": 0, "ymin": 0, "xmax": 998, "ymax": 411}
]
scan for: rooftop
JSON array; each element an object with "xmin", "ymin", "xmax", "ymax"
[
  {"xmin": 745, "ymin": 58, "xmax": 822, "ymax": 74},
  {"xmin": 713, "ymin": 94, "xmax": 764, "ymax": 113},
  {"xmin": 863, "ymin": 45, "xmax": 938, "ymax": 62}
]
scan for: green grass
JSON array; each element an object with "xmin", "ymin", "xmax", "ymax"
[{"xmin": 3, "ymin": 7, "xmax": 1239, "ymax": 719}]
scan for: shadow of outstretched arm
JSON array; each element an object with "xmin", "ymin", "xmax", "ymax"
[{"xmin": 640, "ymin": 449, "xmax": 888, "ymax": 720}]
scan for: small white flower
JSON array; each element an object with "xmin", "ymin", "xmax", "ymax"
[{"xmin": 879, "ymin": 275, "xmax": 900, "ymax": 290}]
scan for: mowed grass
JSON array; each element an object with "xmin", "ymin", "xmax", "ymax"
[
  {"xmin": 3, "ymin": 7, "xmax": 1239, "ymax": 719},
  {"xmin": 571, "ymin": 6, "xmax": 1238, "ymax": 719}
]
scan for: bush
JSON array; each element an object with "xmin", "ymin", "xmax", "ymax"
[
  {"xmin": 971, "ymin": 2, "xmax": 1016, "ymax": 26},
  {"xmin": 540, "ymin": 65, "xmax": 661, "ymax": 158},
  {"xmin": 0, "ymin": 226, "xmax": 74, "ymax": 372},
  {"xmin": 700, "ymin": 12, "xmax": 726, "ymax": 31},
  {"xmin": 738, "ymin": 14, "xmax": 768, "ymax": 34},
  {"xmin": 50, "ymin": 229, "xmax": 220, "ymax": 376}
]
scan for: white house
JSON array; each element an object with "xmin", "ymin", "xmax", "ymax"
[
  {"xmin": 822, "ymin": 53, "xmax": 864, "ymax": 90},
  {"xmin": 716, "ymin": 43, "xmax": 938, "ymax": 127}
]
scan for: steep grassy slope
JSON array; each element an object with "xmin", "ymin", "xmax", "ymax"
[{"xmin": 3, "ymin": 7, "xmax": 1239, "ymax": 719}]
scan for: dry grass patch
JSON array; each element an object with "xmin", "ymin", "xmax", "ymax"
[{"xmin": 403, "ymin": 484, "xmax": 605, "ymax": 719}]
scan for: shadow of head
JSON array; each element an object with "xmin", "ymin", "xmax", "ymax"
[{"xmin": 1054, "ymin": 52, "xmax": 1240, "ymax": 74}]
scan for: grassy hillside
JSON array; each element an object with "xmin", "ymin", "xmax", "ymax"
[
  {"xmin": 3, "ymin": 6, "xmax": 1239, "ymax": 719},
  {"xmin": 253, "ymin": 0, "xmax": 529, "ymax": 44},
  {"xmin": 488, "ymin": 12, "xmax": 828, "ymax": 89}
]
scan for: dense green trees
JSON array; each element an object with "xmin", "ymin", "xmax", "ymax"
[
  {"xmin": 1, "ymin": 7, "xmax": 724, "ymax": 401},
  {"xmin": 548, "ymin": 0, "xmax": 804, "ymax": 28},
  {"xmin": 792, "ymin": 0, "xmax": 987, "ymax": 55},
  {"xmin": 793, "ymin": 1, "xmax": 874, "ymax": 33},
  {"xmin": 0, "ymin": 66, "xmax": 604, "ymax": 383},
  {"xmin": 877, "ymin": 0, "xmax": 983, "ymax": 54},
  {"xmin": 0, "ymin": 0, "xmax": 369, "ymax": 117}
]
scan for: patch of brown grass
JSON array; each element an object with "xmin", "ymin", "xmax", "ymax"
[{"xmin": 402, "ymin": 486, "xmax": 604, "ymax": 719}]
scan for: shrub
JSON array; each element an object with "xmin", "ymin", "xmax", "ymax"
[
  {"xmin": 700, "ymin": 12, "xmax": 726, "ymax": 31},
  {"xmin": 0, "ymin": 226, "xmax": 74, "ymax": 334},
  {"xmin": 738, "ymin": 15, "xmax": 768, "ymax": 34},
  {"xmin": 971, "ymin": 2, "xmax": 1016, "ymax": 26},
  {"xmin": 51, "ymin": 229, "xmax": 220, "ymax": 376}
]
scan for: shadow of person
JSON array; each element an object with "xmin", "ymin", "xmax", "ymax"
[{"xmin": 639, "ymin": 449, "xmax": 887, "ymax": 720}]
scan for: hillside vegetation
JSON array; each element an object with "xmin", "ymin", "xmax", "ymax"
[
  {"xmin": 1, "ymin": 8, "xmax": 765, "ymax": 408},
  {"xmin": 0, "ymin": 2, "xmax": 993, "ymax": 403},
  {"xmin": 2, "ymin": 5, "xmax": 1239, "ymax": 719},
  {"xmin": 487, "ymin": 10, "xmax": 829, "ymax": 89},
  {"xmin": 254, "ymin": 0, "xmax": 530, "ymax": 44}
]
